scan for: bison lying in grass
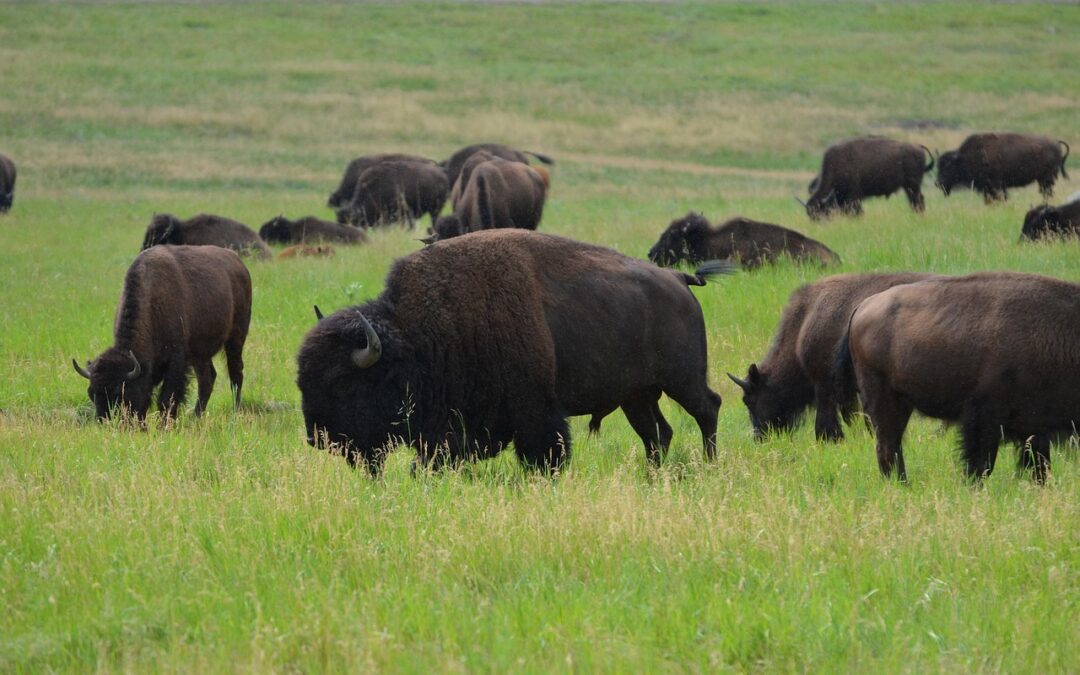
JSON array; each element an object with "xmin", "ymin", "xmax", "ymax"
[
  {"xmin": 142, "ymin": 213, "xmax": 271, "ymax": 260},
  {"xmin": 648, "ymin": 213, "xmax": 838, "ymax": 269}
]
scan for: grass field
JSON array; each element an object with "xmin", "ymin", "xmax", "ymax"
[{"xmin": 2, "ymin": 2, "xmax": 1080, "ymax": 672}]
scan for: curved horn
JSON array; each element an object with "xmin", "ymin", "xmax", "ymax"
[
  {"xmin": 793, "ymin": 194, "xmax": 808, "ymax": 208},
  {"xmin": 350, "ymin": 313, "xmax": 382, "ymax": 369},
  {"xmin": 314, "ymin": 305, "xmax": 324, "ymax": 321},
  {"xmin": 73, "ymin": 358, "xmax": 91, "ymax": 380},
  {"xmin": 125, "ymin": 350, "xmax": 142, "ymax": 380},
  {"xmin": 727, "ymin": 372, "xmax": 750, "ymax": 391}
]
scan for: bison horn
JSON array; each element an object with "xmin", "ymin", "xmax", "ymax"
[
  {"xmin": 793, "ymin": 195, "xmax": 808, "ymax": 208},
  {"xmin": 351, "ymin": 312, "xmax": 382, "ymax": 369},
  {"xmin": 314, "ymin": 305, "xmax": 324, "ymax": 321},
  {"xmin": 125, "ymin": 351, "xmax": 142, "ymax": 380},
  {"xmin": 727, "ymin": 372, "xmax": 750, "ymax": 391},
  {"xmin": 73, "ymin": 358, "xmax": 92, "ymax": 380}
]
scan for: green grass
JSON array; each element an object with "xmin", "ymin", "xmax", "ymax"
[{"xmin": 2, "ymin": 2, "xmax": 1080, "ymax": 672}]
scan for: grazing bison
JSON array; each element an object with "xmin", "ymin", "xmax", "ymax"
[
  {"xmin": 430, "ymin": 157, "xmax": 549, "ymax": 240},
  {"xmin": 328, "ymin": 153, "xmax": 438, "ymax": 209},
  {"xmin": 335, "ymin": 160, "xmax": 448, "ymax": 229},
  {"xmin": 798, "ymin": 136, "xmax": 934, "ymax": 219},
  {"xmin": 0, "ymin": 153, "xmax": 15, "ymax": 213},
  {"xmin": 142, "ymin": 213, "xmax": 271, "ymax": 260},
  {"xmin": 648, "ymin": 212, "xmax": 839, "ymax": 269},
  {"xmin": 1021, "ymin": 200, "xmax": 1080, "ymax": 240},
  {"xmin": 72, "ymin": 245, "xmax": 252, "ymax": 421},
  {"xmin": 728, "ymin": 273, "xmax": 938, "ymax": 441},
  {"xmin": 278, "ymin": 244, "xmax": 335, "ymax": 259},
  {"xmin": 442, "ymin": 143, "xmax": 554, "ymax": 191},
  {"xmin": 839, "ymin": 272, "xmax": 1080, "ymax": 482},
  {"xmin": 296, "ymin": 230, "xmax": 724, "ymax": 474},
  {"xmin": 936, "ymin": 133, "xmax": 1069, "ymax": 202},
  {"xmin": 259, "ymin": 215, "xmax": 366, "ymax": 245}
]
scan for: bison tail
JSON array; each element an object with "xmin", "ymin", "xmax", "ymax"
[
  {"xmin": 681, "ymin": 259, "xmax": 739, "ymax": 286},
  {"xmin": 920, "ymin": 145, "xmax": 935, "ymax": 174},
  {"xmin": 833, "ymin": 330, "xmax": 857, "ymax": 413},
  {"xmin": 1059, "ymin": 140, "xmax": 1070, "ymax": 179},
  {"xmin": 476, "ymin": 172, "xmax": 495, "ymax": 231},
  {"xmin": 524, "ymin": 151, "xmax": 555, "ymax": 165}
]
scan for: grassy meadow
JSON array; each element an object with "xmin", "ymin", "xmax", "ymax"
[{"xmin": 2, "ymin": 2, "xmax": 1080, "ymax": 671}]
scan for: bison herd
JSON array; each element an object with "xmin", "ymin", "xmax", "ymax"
[{"xmin": 11, "ymin": 128, "xmax": 1069, "ymax": 483}]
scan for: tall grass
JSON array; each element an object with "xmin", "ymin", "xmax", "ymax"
[{"xmin": 1, "ymin": 2, "xmax": 1079, "ymax": 672}]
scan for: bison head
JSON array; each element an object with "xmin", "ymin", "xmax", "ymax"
[
  {"xmin": 430, "ymin": 215, "xmax": 465, "ymax": 242},
  {"xmin": 648, "ymin": 212, "xmax": 711, "ymax": 266},
  {"xmin": 258, "ymin": 215, "xmax": 291, "ymax": 244},
  {"xmin": 72, "ymin": 348, "xmax": 149, "ymax": 420},
  {"xmin": 727, "ymin": 364, "xmax": 806, "ymax": 440},
  {"xmin": 296, "ymin": 306, "xmax": 420, "ymax": 473},
  {"xmin": 141, "ymin": 213, "xmax": 181, "ymax": 250},
  {"xmin": 934, "ymin": 150, "xmax": 967, "ymax": 196},
  {"xmin": 1021, "ymin": 205, "xmax": 1058, "ymax": 240}
]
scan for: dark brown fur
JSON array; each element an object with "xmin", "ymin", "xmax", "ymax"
[
  {"xmin": 648, "ymin": 212, "xmax": 839, "ymax": 269},
  {"xmin": 335, "ymin": 161, "xmax": 448, "ymax": 228},
  {"xmin": 72, "ymin": 245, "xmax": 252, "ymax": 421},
  {"xmin": 936, "ymin": 133, "xmax": 1069, "ymax": 202},
  {"xmin": 842, "ymin": 272, "xmax": 1080, "ymax": 482},
  {"xmin": 259, "ymin": 215, "xmax": 366, "ymax": 245},
  {"xmin": 441, "ymin": 143, "xmax": 554, "ymax": 192},
  {"xmin": 1021, "ymin": 199, "xmax": 1080, "ymax": 240},
  {"xmin": 0, "ymin": 153, "xmax": 15, "ymax": 213},
  {"xmin": 729, "ymin": 273, "xmax": 938, "ymax": 441},
  {"xmin": 142, "ymin": 213, "xmax": 271, "ymax": 260},
  {"xmin": 431, "ymin": 158, "xmax": 548, "ymax": 240},
  {"xmin": 296, "ymin": 230, "xmax": 722, "ymax": 474},
  {"xmin": 328, "ymin": 153, "xmax": 437, "ymax": 208},
  {"xmin": 801, "ymin": 136, "xmax": 934, "ymax": 219}
]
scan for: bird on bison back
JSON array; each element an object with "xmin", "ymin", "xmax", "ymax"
[{"xmin": 296, "ymin": 230, "xmax": 730, "ymax": 475}]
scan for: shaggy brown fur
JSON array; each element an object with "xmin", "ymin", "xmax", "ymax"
[
  {"xmin": 73, "ymin": 245, "xmax": 252, "ymax": 421},
  {"xmin": 328, "ymin": 153, "xmax": 438, "ymax": 208},
  {"xmin": 0, "ymin": 153, "xmax": 15, "ymax": 213},
  {"xmin": 841, "ymin": 272, "xmax": 1080, "ymax": 482},
  {"xmin": 648, "ymin": 212, "xmax": 839, "ymax": 269},
  {"xmin": 296, "ymin": 230, "xmax": 723, "ymax": 474},
  {"xmin": 728, "ymin": 273, "xmax": 938, "ymax": 441},
  {"xmin": 259, "ymin": 215, "xmax": 366, "ymax": 245},
  {"xmin": 335, "ymin": 161, "xmax": 448, "ymax": 228},
  {"xmin": 1021, "ymin": 199, "xmax": 1080, "ymax": 240},
  {"xmin": 431, "ymin": 157, "xmax": 548, "ymax": 241},
  {"xmin": 936, "ymin": 133, "xmax": 1069, "ymax": 202},
  {"xmin": 142, "ymin": 213, "xmax": 271, "ymax": 260},
  {"xmin": 278, "ymin": 244, "xmax": 336, "ymax": 259},
  {"xmin": 441, "ymin": 143, "xmax": 554, "ymax": 192}
]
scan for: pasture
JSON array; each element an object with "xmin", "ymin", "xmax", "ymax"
[{"xmin": 2, "ymin": 2, "xmax": 1079, "ymax": 671}]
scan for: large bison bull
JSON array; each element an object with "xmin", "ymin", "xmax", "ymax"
[
  {"xmin": 936, "ymin": 132, "xmax": 1070, "ymax": 202},
  {"xmin": 73, "ymin": 245, "xmax": 252, "ymax": 421},
  {"xmin": 839, "ymin": 272, "xmax": 1080, "ymax": 482},
  {"xmin": 297, "ymin": 230, "xmax": 725, "ymax": 474}
]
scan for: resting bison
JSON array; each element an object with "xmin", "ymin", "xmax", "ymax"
[
  {"xmin": 278, "ymin": 244, "xmax": 335, "ymax": 259},
  {"xmin": 728, "ymin": 273, "xmax": 937, "ymax": 441},
  {"xmin": 839, "ymin": 272, "xmax": 1080, "ymax": 482},
  {"xmin": 442, "ymin": 143, "xmax": 554, "ymax": 192},
  {"xmin": 1021, "ymin": 200, "xmax": 1080, "ymax": 240},
  {"xmin": 259, "ymin": 215, "xmax": 366, "ymax": 245},
  {"xmin": 335, "ymin": 160, "xmax": 448, "ymax": 228},
  {"xmin": 430, "ymin": 157, "xmax": 549, "ymax": 240},
  {"xmin": 142, "ymin": 213, "xmax": 271, "ymax": 260},
  {"xmin": 328, "ymin": 153, "xmax": 437, "ymax": 208},
  {"xmin": 0, "ymin": 153, "xmax": 15, "ymax": 213},
  {"xmin": 297, "ymin": 230, "xmax": 723, "ymax": 474},
  {"xmin": 798, "ymin": 136, "xmax": 934, "ymax": 219},
  {"xmin": 936, "ymin": 133, "xmax": 1070, "ymax": 202},
  {"xmin": 72, "ymin": 245, "xmax": 252, "ymax": 421},
  {"xmin": 648, "ymin": 212, "xmax": 839, "ymax": 269}
]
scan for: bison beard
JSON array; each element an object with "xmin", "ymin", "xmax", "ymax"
[{"xmin": 296, "ymin": 230, "xmax": 723, "ymax": 475}]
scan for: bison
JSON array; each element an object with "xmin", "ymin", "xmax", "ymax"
[
  {"xmin": 839, "ymin": 272, "xmax": 1080, "ymax": 482},
  {"xmin": 72, "ymin": 245, "xmax": 252, "ymax": 421},
  {"xmin": 728, "ymin": 273, "xmax": 938, "ymax": 441},
  {"xmin": 296, "ymin": 230, "xmax": 724, "ymax": 474},
  {"xmin": 797, "ymin": 136, "xmax": 934, "ymax": 219},
  {"xmin": 648, "ymin": 212, "xmax": 839, "ymax": 269},
  {"xmin": 1021, "ymin": 199, "xmax": 1080, "ymax": 240},
  {"xmin": 328, "ymin": 153, "xmax": 438, "ymax": 209},
  {"xmin": 0, "ymin": 153, "xmax": 14, "ymax": 213},
  {"xmin": 430, "ymin": 157, "xmax": 549, "ymax": 241},
  {"xmin": 259, "ymin": 215, "xmax": 366, "ymax": 245},
  {"xmin": 335, "ymin": 160, "xmax": 449, "ymax": 229},
  {"xmin": 142, "ymin": 213, "xmax": 271, "ymax": 260},
  {"xmin": 935, "ymin": 133, "xmax": 1070, "ymax": 202},
  {"xmin": 441, "ymin": 143, "xmax": 554, "ymax": 193}
]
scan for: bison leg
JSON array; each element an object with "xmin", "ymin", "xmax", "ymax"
[
  {"xmin": 192, "ymin": 359, "xmax": 217, "ymax": 416},
  {"xmin": 1018, "ymin": 434, "xmax": 1051, "ymax": 484},
  {"xmin": 664, "ymin": 383, "xmax": 721, "ymax": 461},
  {"xmin": 157, "ymin": 362, "xmax": 189, "ymax": 421},
  {"xmin": 904, "ymin": 186, "xmax": 926, "ymax": 213},
  {"xmin": 621, "ymin": 391, "xmax": 673, "ymax": 466},
  {"xmin": 858, "ymin": 370, "xmax": 912, "ymax": 480},
  {"xmin": 225, "ymin": 338, "xmax": 246, "ymax": 410},
  {"xmin": 959, "ymin": 399, "xmax": 1001, "ymax": 480},
  {"xmin": 813, "ymin": 383, "xmax": 844, "ymax": 442},
  {"xmin": 1038, "ymin": 178, "xmax": 1055, "ymax": 201},
  {"xmin": 513, "ymin": 408, "xmax": 571, "ymax": 475}
]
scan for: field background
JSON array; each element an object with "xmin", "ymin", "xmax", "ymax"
[{"xmin": 2, "ymin": 2, "xmax": 1079, "ymax": 672}]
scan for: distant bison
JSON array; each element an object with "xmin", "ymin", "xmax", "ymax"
[
  {"xmin": 142, "ymin": 213, "xmax": 271, "ymax": 260},
  {"xmin": 936, "ymin": 133, "xmax": 1069, "ymax": 202},
  {"xmin": 798, "ymin": 136, "xmax": 934, "ymax": 219},
  {"xmin": 840, "ymin": 272, "xmax": 1080, "ymax": 482},
  {"xmin": 297, "ymin": 230, "xmax": 723, "ymax": 474},
  {"xmin": 0, "ymin": 153, "xmax": 15, "ymax": 213},
  {"xmin": 1021, "ymin": 200, "xmax": 1080, "ymax": 240},
  {"xmin": 259, "ymin": 215, "xmax": 366, "ymax": 245},
  {"xmin": 328, "ymin": 153, "xmax": 438, "ymax": 209},
  {"xmin": 431, "ymin": 157, "xmax": 549, "ymax": 241},
  {"xmin": 278, "ymin": 244, "xmax": 335, "ymax": 259},
  {"xmin": 441, "ymin": 143, "xmax": 554, "ymax": 193},
  {"xmin": 648, "ymin": 212, "xmax": 839, "ymax": 269},
  {"xmin": 335, "ymin": 160, "xmax": 448, "ymax": 229},
  {"xmin": 73, "ymin": 245, "xmax": 251, "ymax": 421},
  {"xmin": 728, "ymin": 273, "xmax": 937, "ymax": 441}
]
